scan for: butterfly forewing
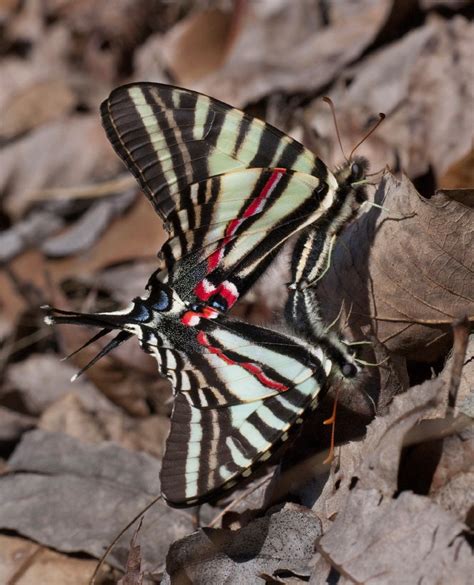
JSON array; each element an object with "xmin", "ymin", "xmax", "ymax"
[
  {"xmin": 101, "ymin": 83, "xmax": 339, "ymax": 308},
  {"xmin": 101, "ymin": 83, "xmax": 324, "ymax": 217}
]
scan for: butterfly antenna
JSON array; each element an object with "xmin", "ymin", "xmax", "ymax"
[
  {"xmin": 70, "ymin": 330, "xmax": 132, "ymax": 381},
  {"xmin": 349, "ymin": 113, "xmax": 386, "ymax": 161},
  {"xmin": 61, "ymin": 328, "xmax": 112, "ymax": 362},
  {"xmin": 323, "ymin": 96, "xmax": 348, "ymax": 162}
]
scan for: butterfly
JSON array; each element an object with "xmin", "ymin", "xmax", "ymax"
[{"xmin": 45, "ymin": 83, "xmax": 370, "ymax": 506}]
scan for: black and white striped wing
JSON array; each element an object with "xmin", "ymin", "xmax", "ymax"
[
  {"xmin": 154, "ymin": 168, "xmax": 336, "ymax": 309},
  {"xmin": 101, "ymin": 83, "xmax": 338, "ymax": 309},
  {"xmin": 101, "ymin": 82, "xmax": 324, "ymax": 218},
  {"xmin": 141, "ymin": 313, "xmax": 330, "ymax": 507},
  {"xmin": 45, "ymin": 277, "xmax": 334, "ymax": 506}
]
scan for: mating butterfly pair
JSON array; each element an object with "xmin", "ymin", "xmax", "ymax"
[{"xmin": 45, "ymin": 83, "xmax": 369, "ymax": 507}]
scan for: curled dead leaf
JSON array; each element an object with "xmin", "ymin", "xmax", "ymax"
[
  {"xmin": 312, "ymin": 490, "xmax": 472, "ymax": 585},
  {"xmin": 313, "ymin": 173, "xmax": 474, "ymax": 361},
  {"xmin": 163, "ymin": 504, "xmax": 321, "ymax": 584}
]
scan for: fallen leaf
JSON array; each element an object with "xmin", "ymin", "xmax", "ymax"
[
  {"xmin": 0, "ymin": 209, "xmax": 65, "ymax": 262},
  {"xmin": 0, "ymin": 0, "xmax": 20, "ymax": 25},
  {"xmin": 0, "ymin": 534, "xmax": 112, "ymax": 585},
  {"xmin": 310, "ymin": 375, "xmax": 443, "ymax": 524},
  {"xmin": 194, "ymin": 0, "xmax": 412, "ymax": 107},
  {"xmin": 0, "ymin": 195, "xmax": 165, "ymax": 329},
  {"xmin": 87, "ymin": 259, "xmax": 161, "ymax": 305},
  {"xmin": 5, "ymin": 354, "xmax": 120, "ymax": 416},
  {"xmin": 421, "ymin": 0, "xmax": 471, "ymax": 9},
  {"xmin": 163, "ymin": 504, "xmax": 322, "ymax": 584},
  {"xmin": 311, "ymin": 490, "xmax": 473, "ymax": 585},
  {"xmin": 0, "ymin": 430, "xmax": 194, "ymax": 572},
  {"xmin": 118, "ymin": 520, "xmax": 144, "ymax": 585},
  {"xmin": 312, "ymin": 15, "xmax": 474, "ymax": 180},
  {"xmin": 0, "ymin": 114, "xmax": 120, "ymax": 218},
  {"xmin": 0, "ymin": 406, "xmax": 36, "ymax": 442},
  {"xmin": 438, "ymin": 148, "xmax": 474, "ymax": 190},
  {"xmin": 429, "ymin": 426, "xmax": 474, "ymax": 524},
  {"xmin": 39, "ymin": 393, "xmax": 170, "ymax": 458},
  {"xmin": 162, "ymin": 5, "xmax": 243, "ymax": 84},
  {"xmin": 313, "ymin": 173, "xmax": 474, "ymax": 361},
  {"xmin": 0, "ymin": 78, "xmax": 76, "ymax": 141},
  {"xmin": 40, "ymin": 190, "xmax": 136, "ymax": 258}
]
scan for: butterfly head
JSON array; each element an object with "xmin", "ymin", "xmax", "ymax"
[{"xmin": 335, "ymin": 155, "xmax": 369, "ymax": 203}]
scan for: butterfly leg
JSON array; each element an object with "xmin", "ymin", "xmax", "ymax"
[{"xmin": 323, "ymin": 385, "xmax": 340, "ymax": 464}]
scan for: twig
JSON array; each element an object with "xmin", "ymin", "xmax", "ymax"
[
  {"xmin": 89, "ymin": 494, "xmax": 162, "ymax": 585},
  {"xmin": 6, "ymin": 544, "xmax": 42, "ymax": 585},
  {"xmin": 31, "ymin": 175, "xmax": 135, "ymax": 201},
  {"xmin": 447, "ymin": 315, "xmax": 470, "ymax": 414}
]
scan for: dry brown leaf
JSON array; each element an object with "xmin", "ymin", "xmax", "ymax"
[
  {"xmin": 0, "ymin": 114, "xmax": 120, "ymax": 218},
  {"xmin": 0, "ymin": 209, "xmax": 65, "ymax": 262},
  {"xmin": 311, "ymin": 490, "xmax": 473, "ymax": 585},
  {"xmin": 163, "ymin": 504, "xmax": 322, "ymax": 584},
  {"xmin": 89, "ymin": 259, "xmax": 161, "ymax": 305},
  {"xmin": 438, "ymin": 148, "xmax": 474, "ymax": 190},
  {"xmin": 39, "ymin": 393, "xmax": 170, "ymax": 458},
  {"xmin": 0, "ymin": 0, "xmax": 20, "ymax": 24},
  {"xmin": 49, "ymin": 321, "xmax": 159, "ymax": 416},
  {"xmin": 5, "ymin": 354, "xmax": 120, "ymax": 416},
  {"xmin": 421, "ymin": 0, "xmax": 471, "ymax": 8},
  {"xmin": 0, "ymin": 196, "xmax": 165, "ymax": 328},
  {"xmin": 0, "ymin": 78, "xmax": 76, "ymax": 141},
  {"xmin": 2, "ymin": 0, "xmax": 43, "ymax": 47},
  {"xmin": 0, "ymin": 406, "xmax": 36, "ymax": 442},
  {"xmin": 0, "ymin": 534, "xmax": 109, "ymax": 585},
  {"xmin": 311, "ymin": 375, "xmax": 445, "ymax": 525},
  {"xmin": 40, "ymin": 190, "xmax": 136, "ymax": 257},
  {"xmin": 118, "ymin": 521, "xmax": 144, "ymax": 585},
  {"xmin": 193, "ymin": 0, "xmax": 411, "ymax": 107},
  {"xmin": 162, "ymin": 5, "xmax": 243, "ymax": 84},
  {"xmin": 311, "ymin": 15, "xmax": 474, "ymax": 180},
  {"xmin": 429, "ymin": 426, "xmax": 474, "ymax": 523},
  {"xmin": 313, "ymin": 173, "xmax": 474, "ymax": 361},
  {"xmin": 0, "ymin": 430, "xmax": 194, "ymax": 572}
]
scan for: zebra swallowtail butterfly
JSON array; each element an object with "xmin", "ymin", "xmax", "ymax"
[{"xmin": 45, "ymin": 83, "xmax": 370, "ymax": 507}]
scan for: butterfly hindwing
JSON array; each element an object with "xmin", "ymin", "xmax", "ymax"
[{"xmin": 140, "ymin": 308, "xmax": 330, "ymax": 506}]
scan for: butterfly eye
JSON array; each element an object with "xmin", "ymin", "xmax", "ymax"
[
  {"xmin": 342, "ymin": 362, "xmax": 358, "ymax": 378},
  {"xmin": 351, "ymin": 162, "xmax": 361, "ymax": 179}
]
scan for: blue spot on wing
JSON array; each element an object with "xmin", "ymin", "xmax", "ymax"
[
  {"xmin": 132, "ymin": 303, "xmax": 152, "ymax": 322},
  {"xmin": 151, "ymin": 289, "xmax": 170, "ymax": 311}
]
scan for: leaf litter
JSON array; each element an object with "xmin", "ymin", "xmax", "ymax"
[{"xmin": 0, "ymin": 1, "xmax": 473, "ymax": 583}]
